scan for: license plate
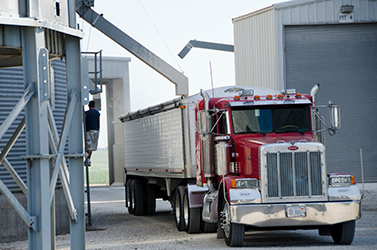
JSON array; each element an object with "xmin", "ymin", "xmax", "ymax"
[{"xmin": 286, "ymin": 205, "xmax": 306, "ymax": 218}]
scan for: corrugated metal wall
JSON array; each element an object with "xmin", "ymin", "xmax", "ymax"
[
  {"xmin": 233, "ymin": 6, "xmax": 277, "ymax": 89},
  {"xmin": 276, "ymin": 0, "xmax": 377, "ymax": 24},
  {"xmin": 0, "ymin": 59, "xmax": 67, "ymax": 192},
  {"xmin": 0, "ymin": 67, "xmax": 26, "ymax": 192},
  {"xmin": 284, "ymin": 23, "xmax": 377, "ymax": 182}
]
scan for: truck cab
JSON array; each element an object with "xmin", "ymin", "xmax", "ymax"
[{"xmin": 196, "ymin": 87, "xmax": 361, "ymax": 247}]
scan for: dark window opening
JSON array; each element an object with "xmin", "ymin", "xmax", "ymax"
[{"xmin": 55, "ymin": 2, "xmax": 60, "ymax": 17}]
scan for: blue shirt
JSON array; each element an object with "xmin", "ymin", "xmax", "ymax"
[{"xmin": 85, "ymin": 109, "xmax": 100, "ymax": 131}]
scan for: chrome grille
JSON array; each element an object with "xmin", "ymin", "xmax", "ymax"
[{"xmin": 266, "ymin": 151, "xmax": 323, "ymax": 198}]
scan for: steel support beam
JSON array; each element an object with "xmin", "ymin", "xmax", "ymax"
[
  {"xmin": 0, "ymin": 180, "xmax": 37, "ymax": 231},
  {"xmin": 49, "ymin": 90, "xmax": 77, "ymax": 203},
  {"xmin": 0, "ymin": 117, "xmax": 26, "ymax": 165},
  {"xmin": 66, "ymin": 35, "xmax": 85, "ymax": 249},
  {"xmin": 46, "ymin": 104, "xmax": 70, "ymax": 184},
  {"xmin": 0, "ymin": 85, "xmax": 33, "ymax": 141},
  {"xmin": 0, "ymin": 158, "xmax": 28, "ymax": 195},
  {"xmin": 22, "ymin": 25, "xmax": 54, "ymax": 249},
  {"xmin": 0, "ymin": 117, "xmax": 28, "ymax": 195},
  {"xmin": 67, "ymin": 1, "xmax": 86, "ymax": 248},
  {"xmin": 46, "ymin": 102, "xmax": 77, "ymax": 222}
]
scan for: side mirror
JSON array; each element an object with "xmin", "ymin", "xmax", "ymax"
[{"xmin": 329, "ymin": 103, "xmax": 341, "ymax": 130}]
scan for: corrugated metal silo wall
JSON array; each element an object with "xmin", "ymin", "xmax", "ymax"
[
  {"xmin": 233, "ymin": 6, "xmax": 277, "ymax": 89},
  {"xmin": 0, "ymin": 59, "xmax": 67, "ymax": 192},
  {"xmin": 0, "ymin": 67, "xmax": 26, "ymax": 192}
]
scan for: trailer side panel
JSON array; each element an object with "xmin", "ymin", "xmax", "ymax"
[{"xmin": 123, "ymin": 107, "xmax": 186, "ymax": 178}]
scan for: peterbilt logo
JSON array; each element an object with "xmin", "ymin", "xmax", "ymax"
[
  {"xmin": 240, "ymin": 192, "xmax": 251, "ymax": 196},
  {"xmin": 288, "ymin": 146, "xmax": 299, "ymax": 151},
  {"xmin": 338, "ymin": 189, "xmax": 350, "ymax": 193}
]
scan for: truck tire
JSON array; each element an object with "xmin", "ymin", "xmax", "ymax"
[
  {"xmin": 126, "ymin": 179, "xmax": 134, "ymax": 214},
  {"xmin": 131, "ymin": 179, "xmax": 144, "ymax": 216},
  {"xmin": 174, "ymin": 186, "xmax": 186, "ymax": 231},
  {"xmin": 330, "ymin": 220, "xmax": 355, "ymax": 245},
  {"xmin": 220, "ymin": 198, "xmax": 244, "ymax": 247},
  {"xmin": 143, "ymin": 183, "xmax": 156, "ymax": 215},
  {"xmin": 184, "ymin": 188, "xmax": 201, "ymax": 233}
]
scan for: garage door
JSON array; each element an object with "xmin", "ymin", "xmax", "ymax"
[{"xmin": 285, "ymin": 23, "xmax": 377, "ymax": 182}]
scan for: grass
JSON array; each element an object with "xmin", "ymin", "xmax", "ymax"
[{"xmin": 85, "ymin": 149, "xmax": 109, "ymax": 185}]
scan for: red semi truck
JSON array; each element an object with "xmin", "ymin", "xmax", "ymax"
[{"xmin": 119, "ymin": 85, "xmax": 361, "ymax": 247}]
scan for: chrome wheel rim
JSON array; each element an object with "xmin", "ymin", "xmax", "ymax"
[
  {"xmin": 220, "ymin": 202, "xmax": 230, "ymax": 238},
  {"xmin": 175, "ymin": 195, "xmax": 180, "ymax": 224},
  {"xmin": 183, "ymin": 195, "xmax": 189, "ymax": 227}
]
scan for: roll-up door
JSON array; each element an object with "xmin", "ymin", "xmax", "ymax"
[
  {"xmin": 0, "ymin": 59, "xmax": 68, "ymax": 192},
  {"xmin": 285, "ymin": 23, "xmax": 377, "ymax": 182}
]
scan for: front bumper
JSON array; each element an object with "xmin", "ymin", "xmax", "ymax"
[{"xmin": 230, "ymin": 201, "xmax": 361, "ymax": 227}]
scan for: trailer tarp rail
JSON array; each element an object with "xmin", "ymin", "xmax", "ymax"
[{"xmin": 119, "ymin": 96, "xmax": 185, "ymax": 122}]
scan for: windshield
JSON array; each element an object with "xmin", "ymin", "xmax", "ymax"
[{"xmin": 231, "ymin": 105, "xmax": 311, "ymax": 134}]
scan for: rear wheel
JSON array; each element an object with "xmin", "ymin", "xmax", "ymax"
[
  {"xmin": 174, "ymin": 186, "xmax": 186, "ymax": 231},
  {"xmin": 143, "ymin": 183, "xmax": 156, "ymax": 215},
  {"xmin": 131, "ymin": 179, "xmax": 144, "ymax": 215},
  {"xmin": 126, "ymin": 179, "xmax": 134, "ymax": 214},
  {"xmin": 184, "ymin": 188, "xmax": 201, "ymax": 233},
  {"xmin": 220, "ymin": 195, "xmax": 244, "ymax": 247},
  {"xmin": 331, "ymin": 220, "xmax": 355, "ymax": 245}
]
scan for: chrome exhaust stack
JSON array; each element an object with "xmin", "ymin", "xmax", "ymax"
[{"xmin": 199, "ymin": 89, "xmax": 215, "ymax": 179}]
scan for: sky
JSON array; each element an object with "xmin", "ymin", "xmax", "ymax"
[{"xmin": 79, "ymin": 0, "xmax": 287, "ymax": 148}]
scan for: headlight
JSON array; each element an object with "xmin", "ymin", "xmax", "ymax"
[
  {"xmin": 232, "ymin": 178, "xmax": 259, "ymax": 189},
  {"xmin": 329, "ymin": 175, "xmax": 353, "ymax": 187}
]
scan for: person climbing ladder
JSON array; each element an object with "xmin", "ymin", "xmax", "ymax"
[{"xmin": 85, "ymin": 100, "xmax": 100, "ymax": 166}]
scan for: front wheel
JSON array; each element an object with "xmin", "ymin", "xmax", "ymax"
[
  {"xmin": 220, "ymin": 198, "xmax": 244, "ymax": 247},
  {"xmin": 330, "ymin": 220, "xmax": 355, "ymax": 245}
]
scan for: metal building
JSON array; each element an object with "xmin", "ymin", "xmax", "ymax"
[{"xmin": 233, "ymin": 0, "xmax": 377, "ymax": 182}]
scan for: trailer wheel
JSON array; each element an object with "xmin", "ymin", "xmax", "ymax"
[
  {"xmin": 126, "ymin": 179, "xmax": 134, "ymax": 214},
  {"xmin": 131, "ymin": 179, "xmax": 144, "ymax": 215},
  {"xmin": 220, "ymin": 197, "xmax": 244, "ymax": 247},
  {"xmin": 174, "ymin": 186, "xmax": 186, "ymax": 231},
  {"xmin": 143, "ymin": 183, "xmax": 156, "ymax": 215},
  {"xmin": 330, "ymin": 220, "xmax": 355, "ymax": 245},
  {"xmin": 184, "ymin": 188, "xmax": 201, "ymax": 234}
]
